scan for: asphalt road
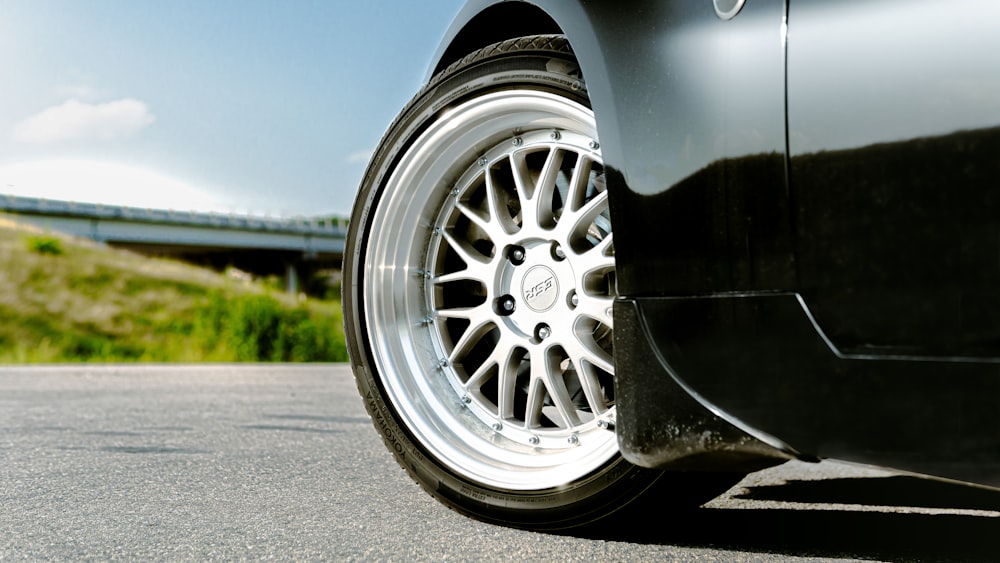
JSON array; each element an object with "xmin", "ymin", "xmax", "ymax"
[{"xmin": 1, "ymin": 364, "xmax": 998, "ymax": 561}]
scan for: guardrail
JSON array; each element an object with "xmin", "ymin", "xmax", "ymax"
[{"xmin": 0, "ymin": 194, "xmax": 349, "ymax": 236}]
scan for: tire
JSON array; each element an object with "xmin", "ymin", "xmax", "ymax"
[{"xmin": 343, "ymin": 35, "xmax": 742, "ymax": 530}]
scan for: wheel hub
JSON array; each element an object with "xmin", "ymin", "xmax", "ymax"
[
  {"xmin": 521, "ymin": 265, "xmax": 558, "ymax": 313},
  {"xmin": 498, "ymin": 241, "xmax": 575, "ymax": 338}
]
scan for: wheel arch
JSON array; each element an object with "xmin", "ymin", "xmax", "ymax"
[{"xmin": 431, "ymin": 2, "xmax": 564, "ymax": 77}]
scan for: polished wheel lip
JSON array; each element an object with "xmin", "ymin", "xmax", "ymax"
[{"xmin": 364, "ymin": 90, "xmax": 617, "ymax": 490}]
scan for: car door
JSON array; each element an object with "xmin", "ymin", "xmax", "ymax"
[
  {"xmin": 787, "ymin": 0, "xmax": 1000, "ymax": 359},
  {"xmin": 650, "ymin": 1, "xmax": 1000, "ymax": 487}
]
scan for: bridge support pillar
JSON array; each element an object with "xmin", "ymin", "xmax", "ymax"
[{"xmin": 285, "ymin": 262, "xmax": 299, "ymax": 295}]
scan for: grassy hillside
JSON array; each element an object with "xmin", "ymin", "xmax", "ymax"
[{"xmin": 0, "ymin": 215, "xmax": 347, "ymax": 363}]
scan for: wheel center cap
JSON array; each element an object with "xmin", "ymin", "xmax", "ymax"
[{"xmin": 521, "ymin": 265, "xmax": 559, "ymax": 312}]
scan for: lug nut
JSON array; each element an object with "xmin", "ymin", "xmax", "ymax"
[
  {"xmin": 496, "ymin": 295, "xmax": 516, "ymax": 316},
  {"xmin": 536, "ymin": 324, "xmax": 552, "ymax": 340},
  {"xmin": 551, "ymin": 243, "xmax": 566, "ymax": 261},
  {"xmin": 509, "ymin": 246, "xmax": 526, "ymax": 265}
]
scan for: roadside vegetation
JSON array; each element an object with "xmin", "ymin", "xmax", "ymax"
[{"xmin": 0, "ymin": 216, "xmax": 347, "ymax": 363}]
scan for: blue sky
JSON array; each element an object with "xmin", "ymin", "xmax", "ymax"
[{"xmin": 0, "ymin": 0, "xmax": 465, "ymax": 216}]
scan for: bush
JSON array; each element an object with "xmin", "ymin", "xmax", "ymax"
[
  {"xmin": 27, "ymin": 235, "xmax": 64, "ymax": 256},
  {"xmin": 194, "ymin": 291, "xmax": 347, "ymax": 362}
]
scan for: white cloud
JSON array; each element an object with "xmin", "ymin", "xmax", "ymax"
[
  {"xmin": 11, "ymin": 98, "xmax": 155, "ymax": 144},
  {"xmin": 347, "ymin": 148, "xmax": 374, "ymax": 164},
  {"xmin": 0, "ymin": 159, "xmax": 228, "ymax": 212}
]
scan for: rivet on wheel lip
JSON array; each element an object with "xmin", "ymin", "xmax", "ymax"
[
  {"xmin": 568, "ymin": 434, "xmax": 580, "ymax": 445},
  {"xmin": 528, "ymin": 436, "xmax": 540, "ymax": 445},
  {"xmin": 512, "ymin": 137, "xmax": 523, "ymax": 147},
  {"xmin": 589, "ymin": 140, "xmax": 600, "ymax": 150},
  {"xmin": 477, "ymin": 157, "xmax": 488, "ymax": 166},
  {"xmin": 491, "ymin": 422, "xmax": 503, "ymax": 432},
  {"xmin": 461, "ymin": 394, "xmax": 471, "ymax": 404},
  {"xmin": 550, "ymin": 130, "xmax": 561, "ymax": 141}
]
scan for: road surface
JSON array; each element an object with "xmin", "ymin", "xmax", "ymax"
[{"xmin": 1, "ymin": 364, "xmax": 998, "ymax": 560}]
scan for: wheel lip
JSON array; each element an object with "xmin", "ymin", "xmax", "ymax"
[{"xmin": 363, "ymin": 89, "xmax": 618, "ymax": 490}]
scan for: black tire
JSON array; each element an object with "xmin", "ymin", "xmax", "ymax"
[{"xmin": 343, "ymin": 35, "xmax": 742, "ymax": 530}]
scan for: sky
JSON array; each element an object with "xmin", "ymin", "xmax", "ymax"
[{"xmin": 0, "ymin": 0, "xmax": 466, "ymax": 217}]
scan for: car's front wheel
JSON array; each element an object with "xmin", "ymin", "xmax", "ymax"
[{"xmin": 343, "ymin": 35, "xmax": 742, "ymax": 530}]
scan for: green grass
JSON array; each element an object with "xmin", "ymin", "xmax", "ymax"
[{"xmin": 0, "ymin": 215, "xmax": 347, "ymax": 363}]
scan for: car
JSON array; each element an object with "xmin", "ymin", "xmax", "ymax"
[{"xmin": 342, "ymin": 0, "xmax": 1000, "ymax": 530}]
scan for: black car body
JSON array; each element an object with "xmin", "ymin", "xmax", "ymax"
[{"xmin": 344, "ymin": 0, "xmax": 1000, "ymax": 529}]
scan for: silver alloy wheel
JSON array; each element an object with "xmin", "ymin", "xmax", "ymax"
[{"xmin": 364, "ymin": 90, "xmax": 616, "ymax": 490}]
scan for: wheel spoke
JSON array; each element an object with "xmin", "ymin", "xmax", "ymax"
[
  {"xmin": 566, "ymin": 334, "xmax": 613, "ymax": 376},
  {"xmin": 591, "ymin": 231, "xmax": 614, "ymax": 256},
  {"xmin": 574, "ymin": 233, "xmax": 615, "ymax": 279},
  {"xmin": 432, "ymin": 268, "xmax": 488, "ymax": 285},
  {"xmin": 441, "ymin": 228, "xmax": 491, "ymax": 267},
  {"xmin": 563, "ymin": 344, "xmax": 612, "ymax": 415},
  {"xmin": 494, "ymin": 342, "xmax": 522, "ymax": 421},
  {"xmin": 509, "ymin": 152, "xmax": 537, "ymax": 230},
  {"xmin": 565, "ymin": 154, "xmax": 594, "ymax": 213},
  {"xmin": 484, "ymin": 169, "xmax": 519, "ymax": 236},
  {"xmin": 433, "ymin": 307, "xmax": 475, "ymax": 320},
  {"xmin": 447, "ymin": 316, "xmax": 495, "ymax": 364},
  {"xmin": 534, "ymin": 346, "xmax": 582, "ymax": 429},
  {"xmin": 455, "ymin": 200, "xmax": 509, "ymax": 244},
  {"xmin": 534, "ymin": 148, "xmax": 564, "ymax": 228},
  {"xmin": 575, "ymin": 294, "xmax": 614, "ymax": 328},
  {"xmin": 465, "ymin": 335, "xmax": 521, "ymax": 419},
  {"xmin": 556, "ymin": 189, "xmax": 608, "ymax": 245}
]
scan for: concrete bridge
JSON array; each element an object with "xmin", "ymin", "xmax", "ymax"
[{"xmin": 0, "ymin": 194, "xmax": 348, "ymax": 294}]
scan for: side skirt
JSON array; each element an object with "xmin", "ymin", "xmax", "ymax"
[{"xmin": 614, "ymin": 293, "xmax": 1000, "ymax": 488}]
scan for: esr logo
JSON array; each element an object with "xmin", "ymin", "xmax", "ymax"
[
  {"xmin": 522, "ymin": 266, "xmax": 559, "ymax": 312},
  {"xmin": 525, "ymin": 276, "xmax": 554, "ymax": 300}
]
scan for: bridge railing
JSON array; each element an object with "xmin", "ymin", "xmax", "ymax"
[{"xmin": 0, "ymin": 194, "xmax": 349, "ymax": 236}]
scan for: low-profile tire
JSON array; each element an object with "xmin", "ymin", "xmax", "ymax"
[{"xmin": 343, "ymin": 35, "xmax": 743, "ymax": 530}]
